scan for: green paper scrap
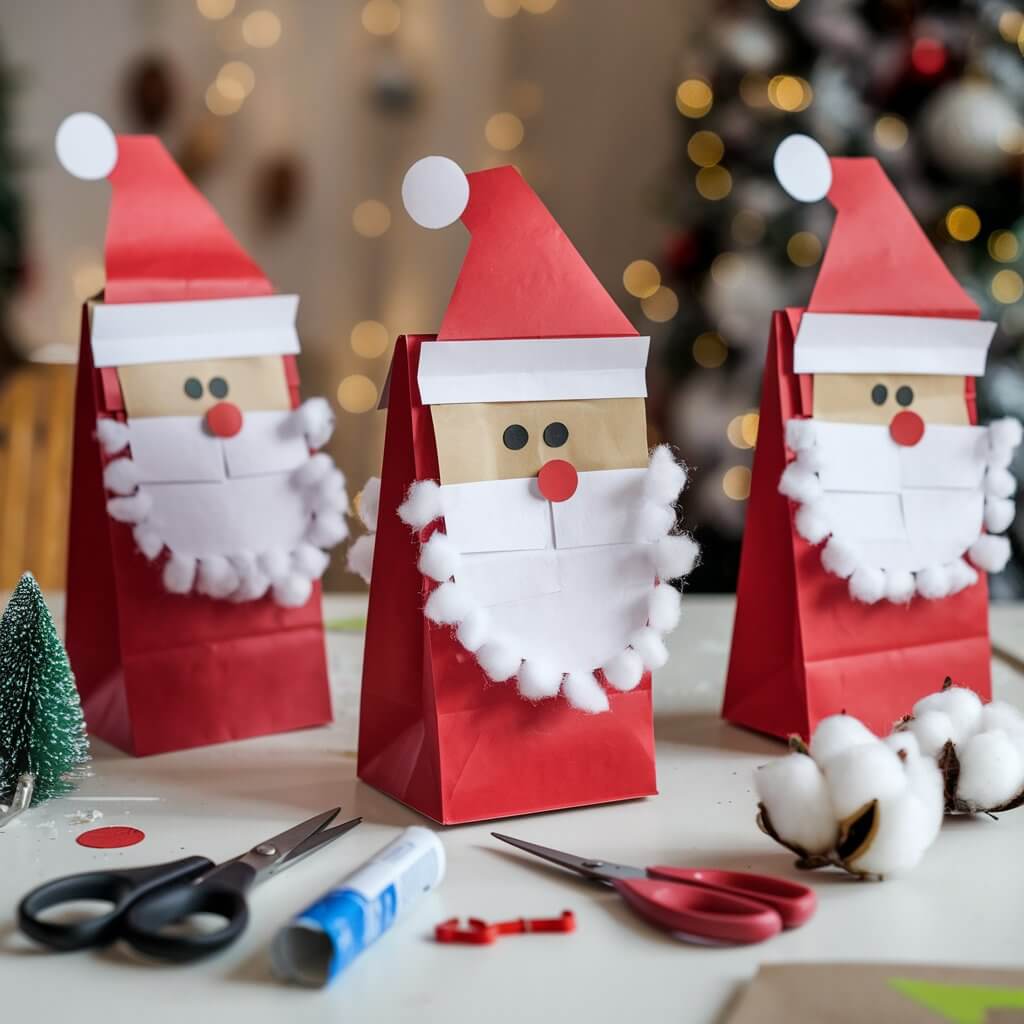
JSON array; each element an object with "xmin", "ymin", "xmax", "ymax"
[
  {"xmin": 889, "ymin": 978, "xmax": 1024, "ymax": 1024},
  {"xmin": 324, "ymin": 616, "xmax": 367, "ymax": 633}
]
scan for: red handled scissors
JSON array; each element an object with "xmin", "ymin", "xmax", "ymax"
[{"xmin": 492, "ymin": 833, "xmax": 816, "ymax": 945}]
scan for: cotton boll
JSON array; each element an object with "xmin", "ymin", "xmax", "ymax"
[
  {"xmin": 654, "ymin": 534, "xmax": 700, "ymax": 581},
  {"xmin": 984, "ymin": 466, "xmax": 1017, "ymax": 500},
  {"xmin": 647, "ymin": 584, "xmax": 682, "ymax": 633},
  {"xmin": 849, "ymin": 566, "xmax": 885, "ymax": 605},
  {"xmin": 980, "ymin": 700, "xmax": 1024, "ymax": 735},
  {"xmin": 423, "ymin": 581, "xmax": 472, "ymax": 625},
  {"xmin": 903, "ymin": 751, "xmax": 945, "ymax": 844},
  {"xmin": 638, "ymin": 501, "xmax": 676, "ymax": 542},
  {"xmin": 956, "ymin": 730, "xmax": 1024, "ymax": 810},
  {"xmin": 885, "ymin": 569, "xmax": 916, "ymax": 604},
  {"xmin": 292, "ymin": 543, "xmax": 330, "ymax": 580},
  {"xmin": 307, "ymin": 512, "xmax": 348, "ymax": 549},
  {"xmin": 644, "ymin": 445, "xmax": 687, "ymax": 504},
  {"xmin": 455, "ymin": 606, "xmax": 491, "ymax": 653},
  {"xmin": 163, "ymin": 553, "xmax": 196, "ymax": 594},
  {"xmin": 517, "ymin": 660, "xmax": 563, "ymax": 701},
  {"xmin": 989, "ymin": 416, "xmax": 1023, "ymax": 453},
  {"xmin": 913, "ymin": 687, "xmax": 983, "ymax": 744},
  {"xmin": 915, "ymin": 564, "xmax": 951, "ymax": 600},
  {"xmin": 785, "ymin": 418, "xmax": 817, "ymax": 452},
  {"xmin": 297, "ymin": 397, "xmax": 336, "ymax": 450},
  {"xmin": 273, "ymin": 574, "xmax": 313, "ymax": 608},
  {"xmin": 132, "ymin": 525, "xmax": 163, "ymax": 561},
  {"xmin": 985, "ymin": 497, "xmax": 1016, "ymax": 535},
  {"xmin": 794, "ymin": 501, "xmax": 830, "ymax": 545},
  {"xmin": 755, "ymin": 753, "xmax": 837, "ymax": 855},
  {"xmin": 947, "ymin": 559, "xmax": 979, "ymax": 594},
  {"xmin": 418, "ymin": 531, "xmax": 461, "ymax": 582},
  {"xmin": 259, "ymin": 548, "xmax": 291, "ymax": 584},
  {"xmin": 476, "ymin": 641, "xmax": 520, "ymax": 683},
  {"xmin": 821, "ymin": 537, "xmax": 859, "ymax": 580},
  {"xmin": 398, "ymin": 479, "xmax": 442, "ymax": 529},
  {"xmin": 629, "ymin": 627, "xmax": 669, "ymax": 670},
  {"xmin": 846, "ymin": 790, "xmax": 938, "ymax": 877},
  {"xmin": 96, "ymin": 417, "xmax": 130, "ymax": 455},
  {"xmin": 103, "ymin": 457, "xmax": 139, "ymax": 495},
  {"xmin": 823, "ymin": 742, "xmax": 908, "ymax": 820},
  {"xmin": 904, "ymin": 709, "xmax": 956, "ymax": 758},
  {"xmin": 602, "ymin": 649, "xmax": 645, "ymax": 692},
  {"xmin": 563, "ymin": 672, "xmax": 610, "ymax": 714},
  {"xmin": 969, "ymin": 533, "xmax": 1011, "ymax": 573},
  {"xmin": 292, "ymin": 452, "xmax": 334, "ymax": 489},
  {"xmin": 358, "ymin": 476, "xmax": 381, "ymax": 532},
  {"xmin": 197, "ymin": 556, "xmax": 240, "ymax": 599},
  {"xmin": 885, "ymin": 731, "xmax": 921, "ymax": 759},
  {"xmin": 809, "ymin": 714, "xmax": 878, "ymax": 764},
  {"xmin": 778, "ymin": 463, "xmax": 823, "ymax": 504},
  {"xmin": 345, "ymin": 534, "xmax": 375, "ymax": 584},
  {"xmin": 107, "ymin": 492, "xmax": 153, "ymax": 524}
]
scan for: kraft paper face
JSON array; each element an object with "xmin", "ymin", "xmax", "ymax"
[
  {"xmin": 430, "ymin": 397, "xmax": 648, "ymax": 485},
  {"xmin": 118, "ymin": 355, "xmax": 293, "ymax": 418},
  {"xmin": 812, "ymin": 372, "xmax": 970, "ymax": 426}
]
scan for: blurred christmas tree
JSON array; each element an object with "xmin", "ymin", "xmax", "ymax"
[
  {"xmin": 646, "ymin": 0, "xmax": 1024, "ymax": 594},
  {"xmin": 0, "ymin": 40, "xmax": 26, "ymax": 384}
]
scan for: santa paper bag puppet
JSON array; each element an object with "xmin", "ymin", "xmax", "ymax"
[
  {"xmin": 58, "ymin": 113, "xmax": 347, "ymax": 756},
  {"xmin": 355, "ymin": 157, "xmax": 699, "ymax": 824},
  {"xmin": 724, "ymin": 135, "xmax": 1021, "ymax": 741}
]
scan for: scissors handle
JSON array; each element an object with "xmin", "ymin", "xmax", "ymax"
[
  {"xmin": 18, "ymin": 856, "xmax": 212, "ymax": 952},
  {"xmin": 648, "ymin": 866, "xmax": 817, "ymax": 929},
  {"xmin": 121, "ymin": 860, "xmax": 256, "ymax": 963}
]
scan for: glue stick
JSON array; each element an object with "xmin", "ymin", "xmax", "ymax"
[{"xmin": 271, "ymin": 826, "xmax": 445, "ymax": 988}]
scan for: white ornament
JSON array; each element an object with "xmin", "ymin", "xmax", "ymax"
[
  {"xmin": 56, "ymin": 112, "xmax": 118, "ymax": 181},
  {"xmin": 773, "ymin": 134, "xmax": 832, "ymax": 203},
  {"xmin": 402, "ymin": 156, "xmax": 470, "ymax": 230}
]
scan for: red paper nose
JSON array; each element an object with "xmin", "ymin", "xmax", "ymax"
[
  {"xmin": 889, "ymin": 410, "xmax": 925, "ymax": 447},
  {"xmin": 206, "ymin": 401, "xmax": 243, "ymax": 438},
  {"xmin": 538, "ymin": 459, "xmax": 578, "ymax": 503}
]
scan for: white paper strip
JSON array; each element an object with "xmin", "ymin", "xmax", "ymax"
[
  {"xmin": 814, "ymin": 423, "xmax": 900, "ymax": 493},
  {"xmin": 440, "ymin": 477, "xmax": 553, "ymax": 554},
  {"xmin": 90, "ymin": 294, "xmax": 300, "ymax": 367},
  {"xmin": 552, "ymin": 468, "xmax": 648, "ymax": 548},
  {"xmin": 793, "ymin": 313, "xmax": 995, "ymax": 376},
  {"xmin": 222, "ymin": 411, "xmax": 309, "ymax": 478},
  {"xmin": 128, "ymin": 416, "xmax": 225, "ymax": 483},
  {"xmin": 417, "ymin": 336, "xmax": 649, "ymax": 405}
]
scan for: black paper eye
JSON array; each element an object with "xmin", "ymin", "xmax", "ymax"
[
  {"xmin": 871, "ymin": 383, "xmax": 888, "ymax": 406},
  {"xmin": 184, "ymin": 377, "xmax": 203, "ymax": 399},
  {"xmin": 896, "ymin": 385, "xmax": 914, "ymax": 407},
  {"xmin": 502, "ymin": 424, "xmax": 529, "ymax": 450},
  {"xmin": 543, "ymin": 421, "xmax": 569, "ymax": 448},
  {"xmin": 209, "ymin": 376, "xmax": 229, "ymax": 399}
]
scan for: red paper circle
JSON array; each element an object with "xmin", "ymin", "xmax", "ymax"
[
  {"xmin": 206, "ymin": 401, "xmax": 244, "ymax": 438},
  {"xmin": 537, "ymin": 459, "xmax": 579, "ymax": 503},
  {"xmin": 889, "ymin": 410, "xmax": 925, "ymax": 447},
  {"xmin": 76, "ymin": 826, "xmax": 146, "ymax": 849}
]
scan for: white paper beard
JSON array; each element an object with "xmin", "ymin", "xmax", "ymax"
[
  {"xmin": 780, "ymin": 417, "xmax": 1021, "ymax": 604},
  {"xmin": 399, "ymin": 446, "xmax": 700, "ymax": 714},
  {"xmin": 98, "ymin": 407, "xmax": 349, "ymax": 607}
]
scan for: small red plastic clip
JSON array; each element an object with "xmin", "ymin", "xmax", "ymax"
[{"xmin": 435, "ymin": 911, "xmax": 575, "ymax": 945}]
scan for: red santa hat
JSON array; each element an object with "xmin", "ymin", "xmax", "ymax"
[
  {"xmin": 774, "ymin": 134, "xmax": 995, "ymax": 377},
  {"xmin": 401, "ymin": 156, "xmax": 648, "ymax": 405},
  {"xmin": 56, "ymin": 112, "xmax": 298, "ymax": 368}
]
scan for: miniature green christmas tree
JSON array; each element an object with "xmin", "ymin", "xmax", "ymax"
[{"xmin": 0, "ymin": 572, "xmax": 88, "ymax": 807}]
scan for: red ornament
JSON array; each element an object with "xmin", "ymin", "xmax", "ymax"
[
  {"xmin": 663, "ymin": 232, "xmax": 698, "ymax": 274},
  {"xmin": 910, "ymin": 37, "xmax": 946, "ymax": 77}
]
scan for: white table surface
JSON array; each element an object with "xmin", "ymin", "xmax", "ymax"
[{"xmin": 4, "ymin": 594, "xmax": 1024, "ymax": 1023}]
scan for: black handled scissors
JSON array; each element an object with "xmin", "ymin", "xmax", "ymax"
[{"xmin": 19, "ymin": 808, "xmax": 361, "ymax": 963}]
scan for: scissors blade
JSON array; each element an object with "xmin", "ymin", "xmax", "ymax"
[
  {"xmin": 491, "ymin": 833, "xmax": 646, "ymax": 884},
  {"xmin": 235, "ymin": 808, "xmax": 354, "ymax": 881},
  {"xmin": 275, "ymin": 815, "xmax": 362, "ymax": 873}
]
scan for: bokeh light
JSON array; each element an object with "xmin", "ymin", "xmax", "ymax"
[
  {"xmin": 352, "ymin": 200, "xmax": 392, "ymax": 238},
  {"xmin": 768, "ymin": 75, "xmax": 812, "ymax": 112},
  {"xmin": 484, "ymin": 0, "xmax": 520, "ymax": 17},
  {"xmin": 722, "ymin": 465, "xmax": 752, "ymax": 501},
  {"xmin": 485, "ymin": 112, "xmax": 525, "ymax": 151},
  {"xmin": 242, "ymin": 10, "xmax": 281, "ymax": 47},
  {"xmin": 946, "ymin": 205, "xmax": 981, "ymax": 242},
  {"xmin": 351, "ymin": 321, "xmax": 391, "ymax": 359},
  {"xmin": 727, "ymin": 415, "xmax": 752, "ymax": 449},
  {"xmin": 696, "ymin": 165, "xmax": 732, "ymax": 200},
  {"xmin": 337, "ymin": 374, "xmax": 379, "ymax": 413},
  {"xmin": 521, "ymin": 0, "xmax": 557, "ymax": 11},
  {"xmin": 988, "ymin": 230, "xmax": 1020, "ymax": 263},
  {"xmin": 693, "ymin": 332, "xmax": 727, "ymax": 368},
  {"xmin": 992, "ymin": 269, "xmax": 1024, "ymax": 304},
  {"xmin": 362, "ymin": 0, "xmax": 401, "ymax": 36},
  {"xmin": 786, "ymin": 231, "xmax": 822, "ymax": 267},
  {"xmin": 197, "ymin": 0, "xmax": 235, "ymax": 19},
  {"xmin": 676, "ymin": 79, "xmax": 713, "ymax": 118},
  {"xmin": 741, "ymin": 413, "xmax": 760, "ymax": 447},
  {"xmin": 641, "ymin": 286, "xmax": 680, "ymax": 323},
  {"xmin": 216, "ymin": 61, "xmax": 255, "ymax": 102},
  {"xmin": 998, "ymin": 9, "xmax": 1023, "ymax": 42},
  {"xmin": 623, "ymin": 259, "xmax": 661, "ymax": 299},
  {"xmin": 766, "ymin": 0, "xmax": 800, "ymax": 9},
  {"xmin": 874, "ymin": 114, "xmax": 908, "ymax": 151},
  {"xmin": 687, "ymin": 130, "xmax": 724, "ymax": 167},
  {"xmin": 205, "ymin": 82, "xmax": 243, "ymax": 116}
]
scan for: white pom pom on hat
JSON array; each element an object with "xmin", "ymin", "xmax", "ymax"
[
  {"xmin": 402, "ymin": 156, "xmax": 470, "ymax": 230},
  {"xmin": 56, "ymin": 112, "xmax": 118, "ymax": 181},
  {"xmin": 773, "ymin": 134, "xmax": 833, "ymax": 203}
]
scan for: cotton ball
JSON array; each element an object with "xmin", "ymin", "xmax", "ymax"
[
  {"xmin": 314, "ymin": 469, "xmax": 348, "ymax": 513},
  {"xmin": 107, "ymin": 492, "xmax": 152, "ymax": 524},
  {"xmin": 795, "ymin": 445, "xmax": 826, "ymax": 475},
  {"xmin": 345, "ymin": 534, "xmax": 375, "ymax": 584},
  {"xmin": 96, "ymin": 417, "xmax": 130, "ymax": 455},
  {"xmin": 980, "ymin": 700, "xmax": 1024, "ymax": 735},
  {"xmin": 476, "ymin": 641, "xmax": 520, "ymax": 683},
  {"xmin": 423, "ymin": 580, "xmax": 472, "ymax": 625},
  {"xmin": 823, "ymin": 742, "xmax": 908, "ymax": 820},
  {"xmin": 809, "ymin": 714, "xmax": 878, "ymax": 764},
  {"xmin": 885, "ymin": 569, "xmax": 916, "ymax": 604},
  {"xmin": 418, "ymin": 531, "xmax": 461, "ymax": 582},
  {"xmin": 914, "ymin": 687, "xmax": 983, "ymax": 744},
  {"xmin": 638, "ymin": 501, "xmax": 675, "ymax": 541},
  {"xmin": 956, "ymin": 730, "xmax": 1024, "ymax": 810},
  {"xmin": 456, "ymin": 607, "xmax": 491, "ymax": 653},
  {"xmin": 916, "ymin": 564, "xmax": 951, "ymax": 600},
  {"xmin": 292, "ymin": 452, "xmax": 334, "ymax": 489},
  {"xmin": 904, "ymin": 748, "xmax": 946, "ymax": 834},
  {"xmin": 163, "ymin": 553, "xmax": 196, "ymax": 594},
  {"xmin": 297, "ymin": 397, "xmax": 336, "ymax": 450},
  {"xmin": 774, "ymin": 134, "xmax": 832, "ymax": 203},
  {"xmin": 985, "ymin": 466, "xmax": 1017, "ymax": 500},
  {"xmin": 885, "ymin": 731, "xmax": 921, "ymax": 759},
  {"xmin": 56, "ymin": 112, "xmax": 118, "ymax": 180},
  {"xmin": 794, "ymin": 501, "xmax": 830, "ymax": 546},
  {"xmin": 846, "ymin": 789, "xmax": 938, "ymax": 877},
  {"xmin": 969, "ymin": 533, "xmax": 1011, "ymax": 573},
  {"xmin": 563, "ymin": 671, "xmax": 610, "ymax": 714},
  {"xmin": 904, "ymin": 709, "xmax": 956, "ymax": 758},
  {"xmin": 197, "ymin": 556, "xmax": 240, "ymax": 599},
  {"xmin": 985, "ymin": 497, "xmax": 1016, "ymax": 535},
  {"xmin": 103, "ymin": 457, "xmax": 139, "ymax": 496},
  {"xmin": 307, "ymin": 512, "xmax": 348, "ymax": 549},
  {"xmin": 989, "ymin": 416, "xmax": 1023, "ymax": 453},
  {"xmin": 292, "ymin": 543, "xmax": 330, "ymax": 580},
  {"xmin": 755, "ymin": 753, "xmax": 837, "ymax": 856},
  {"xmin": 947, "ymin": 558, "xmax": 980, "ymax": 594},
  {"xmin": 644, "ymin": 445, "xmax": 687, "ymax": 505},
  {"xmin": 849, "ymin": 566, "xmax": 885, "ymax": 605},
  {"xmin": 358, "ymin": 476, "xmax": 381, "ymax": 532},
  {"xmin": 647, "ymin": 583, "xmax": 682, "ymax": 633},
  {"xmin": 602, "ymin": 649, "xmax": 645, "ymax": 692},
  {"xmin": 629, "ymin": 627, "xmax": 669, "ymax": 671},
  {"xmin": 402, "ymin": 155, "xmax": 469, "ymax": 230},
  {"xmin": 517, "ymin": 660, "xmax": 563, "ymax": 701},
  {"xmin": 785, "ymin": 418, "xmax": 817, "ymax": 452},
  {"xmin": 273, "ymin": 574, "xmax": 313, "ymax": 608},
  {"xmin": 778, "ymin": 463, "xmax": 823, "ymax": 504},
  {"xmin": 398, "ymin": 479, "xmax": 442, "ymax": 529},
  {"xmin": 654, "ymin": 534, "xmax": 700, "ymax": 580},
  {"xmin": 821, "ymin": 537, "xmax": 859, "ymax": 580},
  {"xmin": 132, "ymin": 525, "xmax": 163, "ymax": 561},
  {"xmin": 259, "ymin": 548, "xmax": 292, "ymax": 584},
  {"xmin": 232, "ymin": 570, "xmax": 271, "ymax": 602}
]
